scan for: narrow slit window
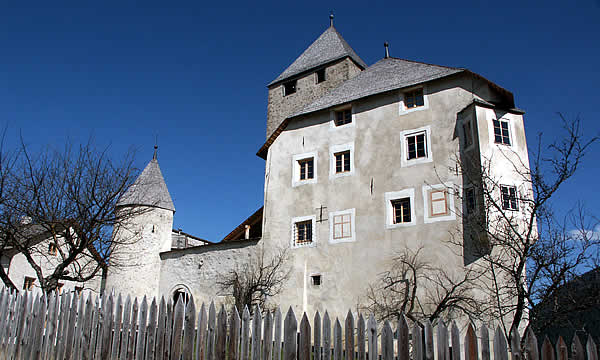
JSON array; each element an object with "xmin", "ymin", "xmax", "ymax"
[
  {"xmin": 465, "ymin": 187, "xmax": 476, "ymax": 214},
  {"xmin": 335, "ymin": 151, "xmax": 351, "ymax": 173},
  {"xmin": 463, "ymin": 121, "xmax": 473, "ymax": 147},
  {"xmin": 493, "ymin": 119, "xmax": 511, "ymax": 145},
  {"xmin": 392, "ymin": 198, "xmax": 411, "ymax": 224}
]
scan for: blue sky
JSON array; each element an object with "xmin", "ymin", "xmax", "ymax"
[{"xmin": 1, "ymin": 1, "xmax": 599, "ymax": 241}]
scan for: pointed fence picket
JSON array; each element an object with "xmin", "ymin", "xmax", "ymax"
[{"xmin": 0, "ymin": 288, "xmax": 598, "ymax": 360}]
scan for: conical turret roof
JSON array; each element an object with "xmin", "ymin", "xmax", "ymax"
[
  {"xmin": 117, "ymin": 155, "xmax": 175, "ymax": 212},
  {"xmin": 268, "ymin": 26, "xmax": 367, "ymax": 86}
]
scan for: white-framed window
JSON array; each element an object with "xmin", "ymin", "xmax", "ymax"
[
  {"xmin": 292, "ymin": 151, "xmax": 318, "ymax": 187},
  {"xmin": 500, "ymin": 185, "xmax": 518, "ymax": 211},
  {"xmin": 399, "ymin": 86, "xmax": 429, "ymax": 115},
  {"xmin": 329, "ymin": 208, "xmax": 356, "ymax": 244},
  {"xmin": 462, "ymin": 118, "xmax": 474, "ymax": 149},
  {"xmin": 422, "ymin": 183, "xmax": 456, "ymax": 223},
  {"xmin": 329, "ymin": 142, "xmax": 355, "ymax": 179},
  {"xmin": 399, "ymin": 126, "xmax": 433, "ymax": 167},
  {"xmin": 385, "ymin": 189, "xmax": 416, "ymax": 229},
  {"xmin": 329, "ymin": 106, "xmax": 355, "ymax": 129},
  {"xmin": 291, "ymin": 215, "xmax": 317, "ymax": 248},
  {"xmin": 493, "ymin": 118, "xmax": 511, "ymax": 146}
]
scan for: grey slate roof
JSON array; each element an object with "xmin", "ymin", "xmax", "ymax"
[
  {"xmin": 117, "ymin": 158, "xmax": 175, "ymax": 212},
  {"xmin": 268, "ymin": 26, "xmax": 367, "ymax": 86},
  {"xmin": 292, "ymin": 57, "xmax": 464, "ymax": 117}
]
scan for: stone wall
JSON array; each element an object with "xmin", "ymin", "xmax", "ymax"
[
  {"xmin": 159, "ymin": 239, "xmax": 258, "ymax": 306},
  {"xmin": 266, "ymin": 57, "xmax": 363, "ymax": 139}
]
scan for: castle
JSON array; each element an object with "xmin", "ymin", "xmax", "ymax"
[{"xmin": 3, "ymin": 19, "xmax": 531, "ymax": 319}]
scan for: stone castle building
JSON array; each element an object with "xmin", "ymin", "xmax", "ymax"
[{"xmin": 2, "ymin": 20, "xmax": 531, "ymax": 319}]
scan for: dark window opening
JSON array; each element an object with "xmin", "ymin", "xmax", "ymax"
[
  {"xmin": 295, "ymin": 221, "xmax": 313, "ymax": 245},
  {"xmin": 501, "ymin": 185, "xmax": 518, "ymax": 211},
  {"xmin": 465, "ymin": 188, "xmax": 476, "ymax": 214},
  {"xmin": 334, "ymin": 109, "xmax": 352, "ymax": 126},
  {"xmin": 283, "ymin": 80, "xmax": 297, "ymax": 96},
  {"xmin": 405, "ymin": 89, "xmax": 424, "ymax": 109},
  {"xmin": 316, "ymin": 68, "xmax": 326, "ymax": 83},
  {"xmin": 298, "ymin": 158, "xmax": 314, "ymax": 180},
  {"xmin": 173, "ymin": 289, "xmax": 191, "ymax": 305},
  {"xmin": 48, "ymin": 242, "xmax": 57, "ymax": 255},
  {"xmin": 23, "ymin": 277, "xmax": 35, "ymax": 291},
  {"xmin": 392, "ymin": 198, "xmax": 412, "ymax": 224},
  {"xmin": 406, "ymin": 132, "xmax": 427, "ymax": 160},
  {"xmin": 463, "ymin": 121, "xmax": 473, "ymax": 147},
  {"xmin": 311, "ymin": 275, "xmax": 322, "ymax": 286}
]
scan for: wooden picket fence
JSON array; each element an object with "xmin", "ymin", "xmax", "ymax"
[{"xmin": 0, "ymin": 287, "xmax": 597, "ymax": 360}]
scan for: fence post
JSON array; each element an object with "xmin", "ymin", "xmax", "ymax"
[
  {"xmin": 381, "ymin": 321, "xmax": 394, "ymax": 360},
  {"xmin": 555, "ymin": 337, "xmax": 567, "ymax": 360},
  {"xmin": 215, "ymin": 304, "xmax": 227, "ymax": 360},
  {"xmin": 227, "ymin": 306, "xmax": 240, "ymax": 360},
  {"xmin": 182, "ymin": 297, "xmax": 197, "ymax": 360},
  {"xmin": 299, "ymin": 313, "xmax": 311, "ymax": 360},
  {"xmin": 587, "ymin": 335, "xmax": 598, "ymax": 360},
  {"xmin": 323, "ymin": 312, "xmax": 331, "ymax": 360},
  {"xmin": 314, "ymin": 311, "xmax": 322, "ymax": 360},
  {"xmin": 251, "ymin": 305, "xmax": 262, "ymax": 360},
  {"xmin": 283, "ymin": 307, "xmax": 297, "ymax": 360},
  {"xmin": 464, "ymin": 323, "xmax": 478, "ymax": 360},
  {"xmin": 451, "ymin": 322, "xmax": 461, "ymax": 360},
  {"xmin": 494, "ymin": 326, "xmax": 509, "ymax": 360},
  {"xmin": 333, "ymin": 318, "xmax": 342, "ymax": 360}
]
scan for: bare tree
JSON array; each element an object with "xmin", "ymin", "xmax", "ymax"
[
  {"xmin": 217, "ymin": 246, "xmax": 291, "ymax": 312},
  {"xmin": 365, "ymin": 245, "xmax": 483, "ymax": 323},
  {"xmin": 0, "ymin": 137, "xmax": 145, "ymax": 293},
  {"xmin": 454, "ymin": 114, "xmax": 599, "ymax": 340}
]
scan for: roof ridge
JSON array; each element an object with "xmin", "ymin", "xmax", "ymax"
[
  {"xmin": 386, "ymin": 56, "xmax": 464, "ymax": 70},
  {"xmin": 268, "ymin": 26, "xmax": 366, "ymax": 86}
]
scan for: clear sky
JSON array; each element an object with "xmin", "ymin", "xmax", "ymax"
[{"xmin": 1, "ymin": 1, "xmax": 599, "ymax": 242}]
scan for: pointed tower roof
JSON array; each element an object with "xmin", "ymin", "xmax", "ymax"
[
  {"xmin": 268, "ymin": 25, "xmax": 367, "ymax": 86},
  {"xmin": 117, "ymin": 150, "xmax": 175, "ymax": 212}
]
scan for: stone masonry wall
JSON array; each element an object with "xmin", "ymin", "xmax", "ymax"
[{"xmin": 266, "ymin": 58, "xmax": 363, "ymax": 139}]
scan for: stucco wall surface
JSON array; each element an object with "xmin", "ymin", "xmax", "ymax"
[
  {"xmin": 105, "ymin": 206, "xmax": 173, "ymax": 299},
  {"xmin": 261, "ymin": 74, "xmax": 511, "ymax": 319},
  {"xmin": 159, "ymin": 240, "xmax": 258, "ymax": 306}
]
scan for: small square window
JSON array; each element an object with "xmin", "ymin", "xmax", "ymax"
[
  {"xmin": 465, "ymin": 187, "xmax": 476, "ymax": 214},
  {"xmin": 333, "ymin": 214, "xmax": 352, "ymax": 240},
  {"xmin": 295, "ymin": 220, "xmax": 313, "ymax": 246},
  {"xmin": 23, "ymin": 277, "xmax": 35, "ymax": 291},
  {"xmin": 501, "ymin": 185, "xmax": 518, "ymax": 211},
  {"xmin": 316, "ymin": 68, "xmax": 326, "ymax": 83},
  {"xmin": 334, "ymin": 109, "xmax": 352, "ymax": 126},
  {"xmin": 283, "ymin": 80, "xmax": 297, "ymax": 96},
  {"xmin": 392, "ymin": 198, "xmax": 412, "ymax": 224},
  {"xmin": 429, "ymin": 190, "xmax": 449, "ymax": 217},
  {"xmin": 335, "ymin": 151, "xmax": 351, "ymax": 173},
  {"xmin": 493, "ymin": 119, "xmax": 511, "ymax": 145},
  {"xmin": 405, "ymin": 89, "xmax": 424, "ymax": 109},
  {"xmin": 406, "ymin": 131, "xmax": 427, "ymax": 160},
  {"xmin": 463, "ymin": 121, "xmax": 474, "ymax": 148},
  {"xmin": 298, "ymin": 158, "xmax": 314, "ymax": 181},
  {"xmin": 48, "ymin": 242, "xmax": 57, "ymax": 255},
  {"xmin": 311, "ymin": 275, "xmax": 321, "ymax": 286}
]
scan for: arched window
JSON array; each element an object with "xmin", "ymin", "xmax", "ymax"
[{"xmin": 172, "ymin": 286, "xmax": 191, "ymax": 305}]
